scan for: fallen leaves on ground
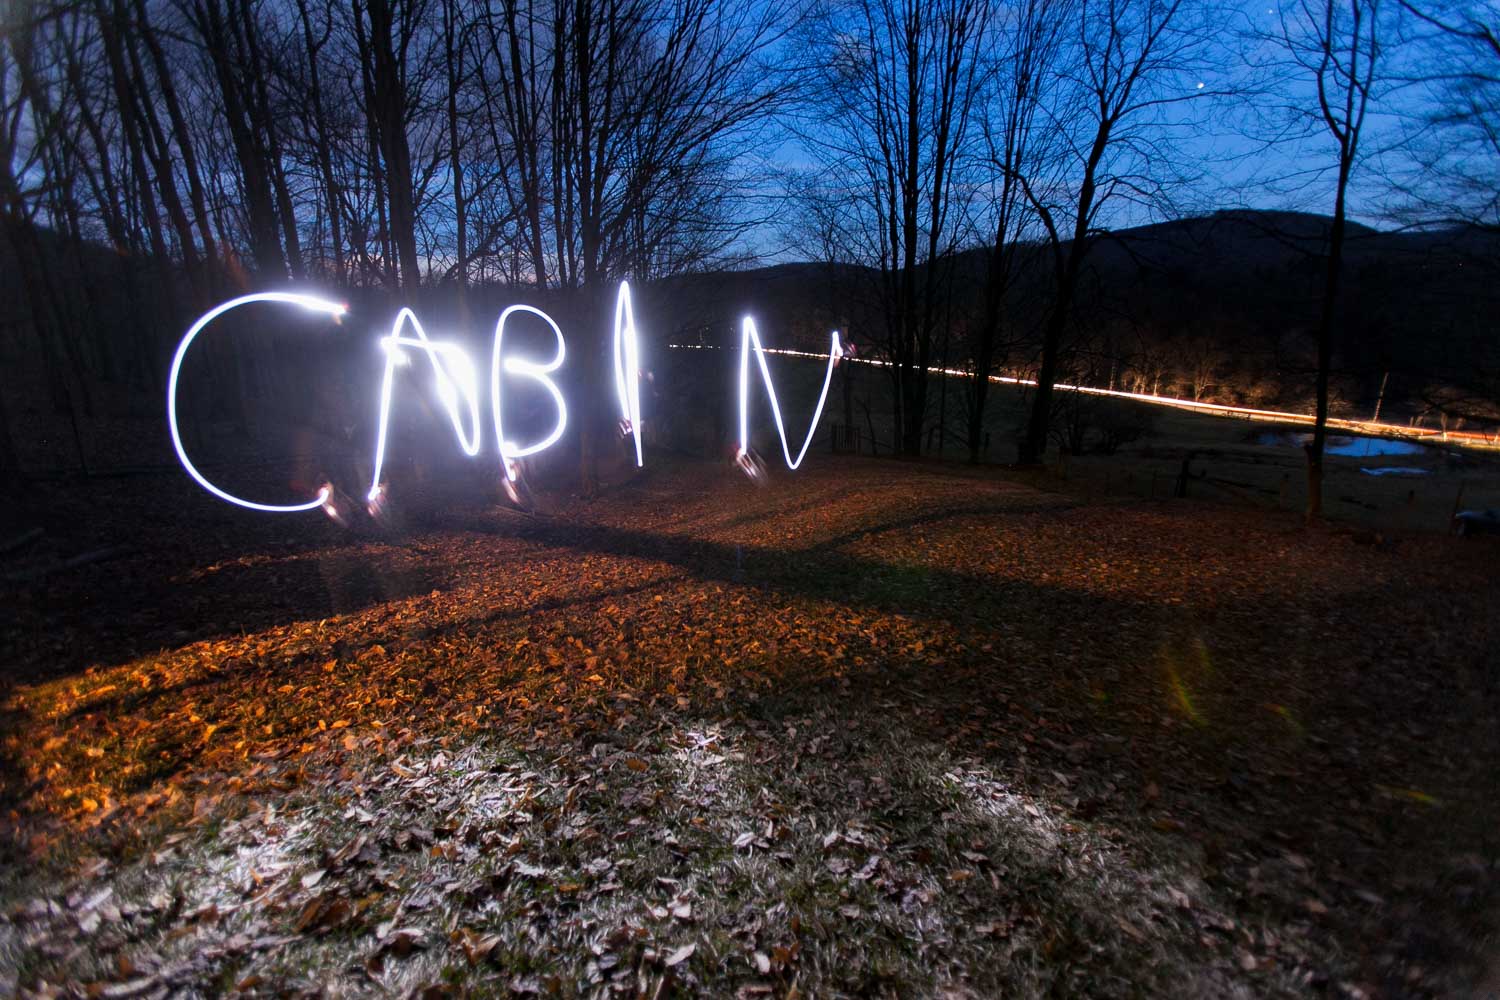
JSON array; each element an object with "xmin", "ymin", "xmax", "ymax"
[{"xmin": 1, "ymin": 457, "xmax": 1497, "ymax": 997}]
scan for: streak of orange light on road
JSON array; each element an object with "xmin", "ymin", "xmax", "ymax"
[{"xmin": 668, "ymin": 344, "xmax": 1500, "ymax": 451}]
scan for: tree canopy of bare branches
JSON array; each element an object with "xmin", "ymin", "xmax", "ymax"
[{"xmin": 794, "ymin": 0, "xmax": 990, "ymax": 456}]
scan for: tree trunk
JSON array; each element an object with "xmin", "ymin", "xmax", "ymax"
[
  {"xmin": 842, "ymin": 348, "xmax": 856, "ymax": 451},
  {"xmin": 362, "ymin": 0, "xmax": 422, "ymax": 296},
  {"xmin": 236, "ymin": 0, "xmax": 304, "ymax": 280},
  {"xmin": 1021, "ymin": 123, "xmax": 1107, "ymax": 466},
  {"xmin": 191, "ymin": 0, "xmax": 287, "ymax": 278},
  {"xmin": 444, "ymin": 0, "xmax": 469, "ymax": 328},
  {"xmin": 130, "ymin": 0, "xmax": 219, "ymax": 293},
  {"xmin": 0, "ymin": 370, "xmax": 19, "ymax": 482},
  {"xmin": 573, "ymin": 0, "xmax": 603, "ymax": 494},
  {"xmin": 1020, "ymin": 266, "xmax": 1076, "ymax": 465},
  {"xmin": 0, "ymin": 209, "xmax": 91, "ymax": 473},
  {"xmin": 295, "ymin": 0, "xmax": 345, "ymax": 283},
  {"xmin": 1306, "ymin": 164, "xmax": 1350, "ymax": 521}
]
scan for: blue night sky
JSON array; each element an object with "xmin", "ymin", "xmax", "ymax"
[{"xmin": 750, "ymin": 0, "xmax": 1455, "ymax": 262}]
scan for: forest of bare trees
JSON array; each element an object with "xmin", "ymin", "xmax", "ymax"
[{"xmin": 2, "ymin": 0, "xmax": 1497, "ymax": 512}]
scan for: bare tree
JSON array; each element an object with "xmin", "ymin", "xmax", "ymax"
[
  {"xmin": 2, "ymin": 0, "xmax": 780, "ymax": 481},
  {"xmin": 0, "ymin": 3, "xmax": 94, "ymax": 470},
  {"xmin": 1173, "ymin": 332, "xmax": 1227, "ymax": 400},
  {"xmin": 539, "ymin": 0, "xmax": 789, "ymax": 486},
  {"xmin": 1377, "ymin": 3, "xmax": 1500, "ymax": 424},
  {"xmin": 1274, "ymin": 0, "xmax": 1384, "ymax": 518},
  {"xmin": 290, "ymin": 0, "xmax": 347, "ymax": 282},
  {"xmin": 965, "ymin": 0, "xmax": 1070, "ymax": 463},
  {"xmin": 183, "ymin": 0, "xmax": 295, "ymax": 279},
  {"xmin": 1015, "ymin": 0, "xmax": 1217, "ymax": 465},
  {"xmin": 351, "ymin": 0, "xmax": 432, "ymax": 295},
  {"xmin": 1391, "ymin": 0, "xmax": 1500, "ymax": 230},
  {"xmin": 800, "ymin": 0, "xmax": 989, "ymax": 457}
]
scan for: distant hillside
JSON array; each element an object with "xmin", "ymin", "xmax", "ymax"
[
  {"xmin": 5, "ymin": 208, "xmax": 1497, "ymax": 441},
  {"xmin": 650, "ymin": 209, "xmax": 1500, "ymax": 422}
]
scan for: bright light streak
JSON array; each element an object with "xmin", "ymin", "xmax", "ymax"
[
  {"xmin": 675, "ymin": 341, "xmax": 1500, "ymax": 452},
  {"xmin": 613, "ymin": 281, "xmax": 644, "ymax": 467},
  {"xmin": 737, "ymin": 318, "xmax": 843, "ymax": 470},
  {"xmin": 368, "ymin": 308, "xmax": 482, "ymax": 501},
  {"xmin": 167, "ymin": 292, "xmax": 346, "ymax": 512},
  {"xmin": 321, "ymin": 482, "xmax": 350, "ymax": 527},
  {"xmin": 492, "ymin": 304, "xmax": 568, "ymax": 481},
  {"xmin": 367, "ymin": 482, "xmax": 388, "ymax": 520}
]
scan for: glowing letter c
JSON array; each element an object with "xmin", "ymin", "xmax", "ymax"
[{"xmin": 167, "ymin": 292, "xmax": 347, "ymax": 512}]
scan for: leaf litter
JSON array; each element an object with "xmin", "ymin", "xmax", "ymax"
[{"xmin": 0, "ymin": 458, "xmax": 1497, "ymax": 997}]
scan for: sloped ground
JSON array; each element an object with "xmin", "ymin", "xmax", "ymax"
[{"xmin": 1, "ymin": 458, "xmax": 1497, "ymax": 997}]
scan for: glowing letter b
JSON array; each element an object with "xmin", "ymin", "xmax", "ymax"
[{"xmin": 491, "ymin": 305, "xmax": 568, "ymax": 479}]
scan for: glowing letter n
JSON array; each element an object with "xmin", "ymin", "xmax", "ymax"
[{"xmin": 737, "ymin": 318, "xmax": 842, "ymax": 470}]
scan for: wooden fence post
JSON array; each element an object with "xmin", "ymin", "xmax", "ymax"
[{"xmin": 1175, "ymin": 453, "xmax": 1194, "ymax": 499}]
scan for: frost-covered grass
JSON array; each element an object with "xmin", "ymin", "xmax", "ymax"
[{"xmin": 2, "ymin": 458, "xmax": 1497, "ymax": 996}]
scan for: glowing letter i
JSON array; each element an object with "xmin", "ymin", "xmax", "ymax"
[{"xmin": 614, "ymin": 281, "xmax": 644, "ymax": 467}]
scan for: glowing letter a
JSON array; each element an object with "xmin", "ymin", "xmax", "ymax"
[
  {"xmin": 737, "ymin": 317, "xmax": 842, "ymax": 470},
  {"xmin": 368, "ymin": 308, "xmax": 483, "ymax": 502}
]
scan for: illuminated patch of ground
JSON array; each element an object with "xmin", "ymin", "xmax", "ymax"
[{"xmin": 1, "ymin": 458, "xmax": 1496, "ymax": 996}]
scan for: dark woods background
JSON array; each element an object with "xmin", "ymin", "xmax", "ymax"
[
  {"xmin": 1, "ymin": 0, "xmax": 785, "ymax": 489},
  {"xmin": 2, "ymin": 0, "xmax": 1499, "ymax": 499}
]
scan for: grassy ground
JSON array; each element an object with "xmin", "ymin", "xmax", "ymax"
[
  {"xmin": 15, "ymin": 344, "xmax": 1500, "ymax": 537},
  {"xmin": 1058, "ymin": 414, "xmax": 1500, "ymax": 536},
  {"xmin": 2, "ymin": 456, "xmax": 1499, "ymax": 997},
  {"xmin": 654, "ymin": 347, "xmax": 1500, "ymax": 536}
]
